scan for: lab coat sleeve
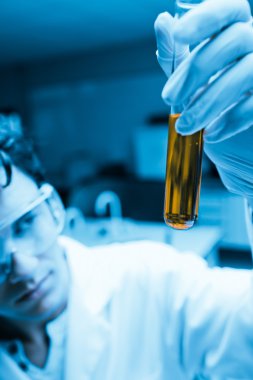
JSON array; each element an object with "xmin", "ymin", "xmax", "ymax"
[
  {"xmin": 62, "ymin": 236, "xmax": 253, "ymax": 378},
  {"xmin": 150, "ymin": 242, "xmax": 253, "ymax": 378}
]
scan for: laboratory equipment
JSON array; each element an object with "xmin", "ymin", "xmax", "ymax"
[{"xmin": 164, "ymin": 0, "xmax": 204, "ymax": 230}]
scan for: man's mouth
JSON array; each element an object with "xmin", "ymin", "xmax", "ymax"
[{"xmin": 15, "ymin": 272, "xmax": 51, "ymax": 304}]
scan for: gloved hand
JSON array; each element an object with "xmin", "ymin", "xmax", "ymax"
[{"xmin": 155, "ymin": 0, "xmax": 253, "ymax": 207}]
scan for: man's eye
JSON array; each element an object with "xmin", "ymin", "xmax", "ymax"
[{"xmin": 14, "ymin": 214, "xmax": 36, "ymax": 235}]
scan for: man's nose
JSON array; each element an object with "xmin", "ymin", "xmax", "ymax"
[{"xmin": 8, "ymin": 251, "xmax": 39, "ymax": 284}]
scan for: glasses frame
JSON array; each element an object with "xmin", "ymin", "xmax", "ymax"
[{"xmin": 0, "ymin": 183, "xmax": 54, "ymax": 231}]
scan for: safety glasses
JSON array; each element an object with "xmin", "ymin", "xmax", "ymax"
[
  {"xmin": 0, "ymin": 184, "xmax": 57, "ymax": 284},
  {"xmin": 0, "ymin": 183, "xmax": 53, "ymax": 231}
]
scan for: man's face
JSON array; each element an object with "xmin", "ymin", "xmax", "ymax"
[{"xmin": 0, "ymin": 166, "xmax": 69, "ymax": 322}]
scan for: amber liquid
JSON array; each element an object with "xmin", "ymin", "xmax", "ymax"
[{"xmin": 164, "ymin": 114, "xmax": 203, "ymax": 230}]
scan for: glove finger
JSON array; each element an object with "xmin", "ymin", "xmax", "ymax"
[
  {"xmin": 162, "ymin": 22, "xmax": 253, "ymax": 105},
  {"xmin": 204, "ymin": 94, "xmax": 253, "ymax": 143},
  {"xmin": 174, "ymin": 0, "xmax": 251, "ymax": 45},
  {"xmin": 154, "ymin": 12, "xmax": 175, "ymax": 59},
  {"xmin": 154, "ymin": 12, "xmax": 189, "ymax": 77},
  {"xmin": 175, "ymin": 52, "xmax": 253, "ymax": 134}
]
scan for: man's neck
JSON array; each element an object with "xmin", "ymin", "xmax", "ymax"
[
  {"xmin": 1, "ymin": 300, "xmax": 67, "ymax": 368},
  {"xmin": 1, "ymin": 298, "xmax": 67, "ymax": 343}
]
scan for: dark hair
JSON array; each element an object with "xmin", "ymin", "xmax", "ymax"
[{"xmin": 0, "ymin": 115, "xmax": 45, "ymax": 188}]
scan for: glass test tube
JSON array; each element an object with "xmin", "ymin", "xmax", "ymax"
[
  {"xmin": 164, "ymin": 114, "xmax": 203, "ymax": 229},
  {"xmin": 164, "ymin": 0, "xmax": 204, "ymax": 230}
]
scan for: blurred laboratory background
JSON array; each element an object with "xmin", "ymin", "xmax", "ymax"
[{"xmin": 0, "ymin": 0, "xmax": 252, "ymax": 268}]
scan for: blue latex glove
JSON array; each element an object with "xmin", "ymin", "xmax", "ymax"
[{"xmin": 155, "ymin": 0, "xmax": 253, "ymax": 206}]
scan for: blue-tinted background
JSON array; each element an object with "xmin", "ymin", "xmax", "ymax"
[{"xmin": 0, "ymin": 0, "xmax": 252, "ymax": 267}]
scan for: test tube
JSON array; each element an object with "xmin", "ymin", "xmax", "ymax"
[
  {"xmin": 164, "ymin": 0, "xmax": 204, "ymax": 230},
  {"xmin": 164, "ymin": 114, "xmax": 203, "ymax": 229}
]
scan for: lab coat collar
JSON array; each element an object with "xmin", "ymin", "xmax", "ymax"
[
  {"xmin": 63, "ymin": 238, "xmax": 112, "ymax": 379},
  {"xmin": 65, "ymin": 280, "xmax": 111, "ymax": 380},
  {"xmin": 0, "ymin": 348, "xmax": 30, "ymax": 380}
]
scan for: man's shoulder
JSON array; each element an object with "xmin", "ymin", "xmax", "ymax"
[
  {"xmin": 58, "ymin": 235, "xmax": 206, "ymax": 280},
  {"xmin": 58, "ymin": 235, "xmax": 181, "ymax": 264},
  {"xmin": 59, "ymin": 236, "xmax": 183, "ymax": 313}
]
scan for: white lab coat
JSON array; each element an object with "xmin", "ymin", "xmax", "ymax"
[{"xmin": 0, "ymin": 236, "xmax": 253, "ymax": 379}]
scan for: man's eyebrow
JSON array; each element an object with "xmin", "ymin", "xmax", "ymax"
[{"xmin": 15, "ymin": 209, "xmax": 36, "ymax": 223}]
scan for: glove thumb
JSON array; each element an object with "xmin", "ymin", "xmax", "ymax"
[{"xmin": 154, "ymin": 12, "xmax": 189, "ymax": 77}]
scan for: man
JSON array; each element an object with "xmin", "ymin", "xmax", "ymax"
[{"xmin": 0, "ymin": 0, "xmax": 253, "ymax": 379}]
